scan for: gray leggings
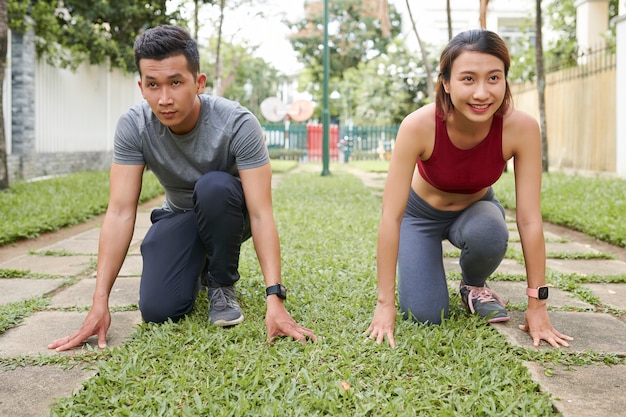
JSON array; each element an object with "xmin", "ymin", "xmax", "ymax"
[{"xmin": 397, "ymin": 187, "xmax": 508, "ymax": 324}]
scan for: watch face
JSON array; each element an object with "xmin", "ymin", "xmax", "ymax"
[
  {"xmin": 267, "ymin": 284, "xmax": 286, "ymax": 299},
  {"xmin": 538, "ymin": 286, "xmax": 549, "ymax": 299}
]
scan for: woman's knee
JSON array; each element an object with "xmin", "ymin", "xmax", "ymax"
[{"xmin": 400, "ymin": 300, "xmax": 449, "ymax": 325}]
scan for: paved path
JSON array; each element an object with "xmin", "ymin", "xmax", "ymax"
[{"xmin": 1, "ymin": 167, "xmax": 625, "ymax": 417}]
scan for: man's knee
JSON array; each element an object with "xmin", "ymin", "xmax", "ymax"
[
  {"xmin": 139, "ymin": 296, "xmax": 195, "ymax": 323},
  {"xmin": 194, "ymin": 172, "xmax": 242, "ymax": 204}
]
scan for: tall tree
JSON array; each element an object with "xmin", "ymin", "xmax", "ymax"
[
  {"xmin": 7, "ymin": 0, "xmax": 178, "ymax": 73},
  {"xmin": 287, "ymin": 0, "xmax": 402, "ymax": 84},
  {"xmin": 535, "ymin": 0, "xmax": 548, "ymax": 172},
  {"xmin": 0, "ymin": 0, "xmax": 8, "ymax": 189},
  {"xmin": 405, "ymin": 0, "xmax": 434, "ymax": 99}
]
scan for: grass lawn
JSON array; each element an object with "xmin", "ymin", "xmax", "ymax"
[
  {"xmin": 47, "ymin": 168, "xmax": 556, "ymax": 416},
  {"xmin": 1, "ymin": 162, "xmax": 625, "ymax": 415}
]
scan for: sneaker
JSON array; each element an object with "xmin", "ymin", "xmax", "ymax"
[
  {"xmin": 459, "ymin": 284, "xmax": 510, "ymax": 323},
  {"xmin": 208, "ymin": 285, "xmax": 244, "ymax": 327}
]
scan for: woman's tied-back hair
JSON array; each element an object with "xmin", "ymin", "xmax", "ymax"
[
  {"xmin": 435, "ymin": 29, "xmax": 513, "ymax": 118},
  {"xmin": 134, "ymin": 25, "xmax": 200, "ymax": 77}
]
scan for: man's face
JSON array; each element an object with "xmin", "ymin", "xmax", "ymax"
[{"xmin": 138, "ymin": 54, "xmax": 207, "ymax": 135}]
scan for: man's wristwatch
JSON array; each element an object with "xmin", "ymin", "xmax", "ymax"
[
  {"xmin": 265, "ymin": 284, "xmax": 287, "ymax": 300},
  {"xmin": 526, "ymin": 286, "xmax": 549, "ymax": 300}
]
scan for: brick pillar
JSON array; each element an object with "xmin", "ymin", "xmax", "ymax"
[{"xmin": 11, "ymin": 29, "xmax": 36, "ymax": 156}]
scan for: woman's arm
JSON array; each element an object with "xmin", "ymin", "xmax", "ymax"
[
  {"xmin": 365, "ymin": 106, "xmax": 434, "ymax": 347},
  {"xmin": 507, "ymin": 110, "xmax": 573, "ymax": 347}
]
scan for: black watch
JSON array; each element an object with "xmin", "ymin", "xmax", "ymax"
[{"xmin": 265, "ymin": 284, "xmax": 287, "ymax": 300}]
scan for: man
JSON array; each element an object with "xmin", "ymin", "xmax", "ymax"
[{"xmin": 49, "ymin": 25, "xmax": 315, "ymax": 352}]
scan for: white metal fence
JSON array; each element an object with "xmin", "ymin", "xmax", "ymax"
[{"xmin": 5, "ymin": 48, "xmax": 142, "ymax": 156}]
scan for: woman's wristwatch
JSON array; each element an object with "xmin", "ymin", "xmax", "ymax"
[{"xmin": 526, "ymin": 286, "xmax": 549, "ymax": 300}]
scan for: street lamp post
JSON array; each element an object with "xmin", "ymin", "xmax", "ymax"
[{"xmin": 321, "ymin": 0, "xmax": 331, "ymax": 176}]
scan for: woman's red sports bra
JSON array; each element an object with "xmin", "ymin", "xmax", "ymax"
[{"xmin": 417, "ymin": 114, "xmax": 506, "ymax": 194}]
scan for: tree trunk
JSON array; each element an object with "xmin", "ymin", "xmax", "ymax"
[
  {"xmin": 194, "ymin": 0, "xmax": 200, "ymax": 40},
  {"xmin": 377, "ymin": 0, "xmax": 391, "ymax": 38},
  {"xmin": 535, "ymin": 0, "xmax": 549, "ymax": 172},
  {"xmin": 446, "ymin": 0, "xmax": 452, "ymax": 40},
  {"xmin": 213, "ymin": 0, "xmax": 226, "ymax": 96},
  {"xmin": 405, "ymin": 0, "xmax": 434, "ymax": 99},
  {"xmin": 0, "ymin": 0, "xmax": 9, "ymax": 189},
  {"xmin": 479, "ymin": 0, "xmax": 489, "ymax": 29}
]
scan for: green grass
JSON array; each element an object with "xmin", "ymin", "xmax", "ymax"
[
  {"xmin": 492, "ymin": 171, "xmax": 626, "ymax": 248},
  {"xmin": 269, "ymin": 159, "xmax": 299, "ymax": 173},
  {"xmin": 0, "ymin": 170, "xmax": 164, "ymax": 246},
  {"xmin": 48, "ymin": 170, "xmax": 556, "ymax": 416},
  {"xmin": 2, "ymin": 162, "xmax": 626, "ymax": 416},
  {"xmin": 0, "ymin": 162, "xmax": 298, "ymax": 247},
  {"xmin": 348, "ymin": 159, "xmax": 390, "ymax": 172}
]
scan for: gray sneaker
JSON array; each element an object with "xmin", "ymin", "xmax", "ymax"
[
  {"xmin": 460, "ymin": 284, "xmax": 510, "ymax": 323},
  {"xmin": 208, "ymin": 285, "xmax": 244, "ymax": 327}
]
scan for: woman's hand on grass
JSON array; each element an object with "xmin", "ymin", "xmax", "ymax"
[
  {"xmin": 519, "ymin": 304, "xmax": 573, "ymax": 348},
  {"xmin": 364, "ymin": 301, "xmax": 396, "ymax": 348}
]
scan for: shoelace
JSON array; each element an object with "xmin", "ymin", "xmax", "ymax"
[
  {"xmin": 209, "ymin": 287, "xmax": 236, "ymax": 309},
  {"xmin": 468, "ymin": 286, "xmax": 501, "ymax": 304}
]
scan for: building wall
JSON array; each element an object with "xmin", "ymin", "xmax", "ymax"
[{"xmin": 5, "ymin": 29, "xmax": 142, "ymax": 183}]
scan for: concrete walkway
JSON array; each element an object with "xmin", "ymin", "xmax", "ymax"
[{"xmin": 1, "ymin": 167, "xmax": 626, "ymax": 417}]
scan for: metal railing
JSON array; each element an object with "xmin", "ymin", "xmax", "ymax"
[{"xmin": 263, "ymin": 123, "xmax": 399, "ymax": 162}]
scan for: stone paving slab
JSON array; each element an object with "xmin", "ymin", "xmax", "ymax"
[
  {"xmin": 547, "ymin": 258, "xmax": 626, "ymax": 276},
  {"xmin": 0, "ymin": 364, "xmax": 97, "ymax": 417},
  {"xmin": 134, "ymin": 211, "xmax": 154, "ymax": 228},
  {"xmin": 444, "ymin": 257, "xmax": 527, "ymax": 275},
  {"xmin": 0, "ymin": 311, "xmax": 142, "ymax": 357},
  {"xmin": 584, "ymin": 283, "xmax": 626, "ymax": 310},
  {"xmin": 525, "ymin": 362, "xmax": 626, "ymax": 417},
  {"xmin": 494, "ymin": 310, "xmax": 626, "ymax": 354},
  {"xmin": 37, "ymin": 238, "xmax": 100, "ymax": 255},
  {"xmin": 118, "ymin": 255, "xmax": 143, "ymax": 277},
  {"xmin": 49, "ymin": 277, "xmax": 140, "ymax": 308},
  {"xmin": 0, "ymin": 255, "xmax": 94, "ymax": 277},
  {"xmin": 509, "ymin": 241, "xmax": 602, "ymax": 255},
  {"xmin": 0, "ymin": 278, "xmax": 66, "ymax": 305}
]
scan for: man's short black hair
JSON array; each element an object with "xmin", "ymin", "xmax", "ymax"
[{"xmin": 134, "ymin": 25, "xmax": 200, "ymax": 76}]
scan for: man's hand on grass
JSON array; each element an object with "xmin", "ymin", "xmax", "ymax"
[{"xmin": 265, "ymin": 297, "xmax": 316, "ymax": 343}]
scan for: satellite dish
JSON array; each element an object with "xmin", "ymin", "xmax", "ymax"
[
  {"xmin": 288, "ymin": 100, "xmax": 314, "ymax": 122},
  {"xmin": 260, "ymin": 97, "xmax": 287, "ymax": 122}
]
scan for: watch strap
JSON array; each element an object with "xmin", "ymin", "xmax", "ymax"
[
  {"xmin": 265, "ymin": 284, "xmax": 286, "ymax": 299},
  {"xmin": 526, "ymin": 286, "xmax": 549, "ymax": 300}
]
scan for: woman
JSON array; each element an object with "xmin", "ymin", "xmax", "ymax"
[{"xmin": 365, "ymin": 29, "xmax": 572, "ymax": 349}]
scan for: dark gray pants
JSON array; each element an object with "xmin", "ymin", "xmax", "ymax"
[
  {"xmin": 138, "ymin": 171, "xmax": 251, "ymax": 323},
  {"xmin": 398, "ymin": 187, "xmax": 508, "ymax": 324}
]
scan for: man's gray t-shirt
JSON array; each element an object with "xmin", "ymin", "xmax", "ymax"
[{"xmin": 113, "ymin": 94, "xmax": 269, "ymax": 212}]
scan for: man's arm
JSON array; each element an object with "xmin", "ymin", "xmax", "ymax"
[
  {"xmin": 239, "ymin": 163, "xmax": 316, "ymax": 343},
  {"xmin": 48, "ymin": 163, "xmax": 145, "ymax": 351}
]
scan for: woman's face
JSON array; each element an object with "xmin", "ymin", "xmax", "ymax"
[{"xmin": 442, "ymin": 50, "xmax": 506, "ymax": 123}]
